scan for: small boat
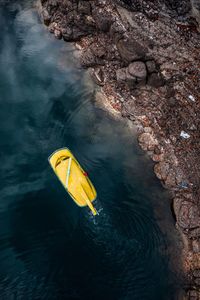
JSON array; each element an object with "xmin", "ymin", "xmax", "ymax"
[{"xmin": 48, "ymin": 148, "xmax": 98, "ymax": 216}]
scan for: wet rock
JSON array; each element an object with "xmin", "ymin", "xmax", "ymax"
[
  {"xmin": 42, "ymin": 8, "xmax": 51, "ymax": 25},
  {"xmin": 54, "ymin": 29, "xmax": 62, "ymax": 39},
  {"xmin": 116, "ymin": 38, "xmax": 146, "ymax": 62},
  {"xmin": 62, "ymin": 27, "xmax": 73, "ymax": 41},
  {"xmin": 138, "ymin": 132, "xmax": 158, "ymax": 151},
  {"xmin": 154, "ymin": 161, "xmax": 170, "ymax": 181}
]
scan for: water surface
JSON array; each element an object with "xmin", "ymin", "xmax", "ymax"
[{"xmin": 0, "ymin": 1, "xmax": 178, "ymax": 299}]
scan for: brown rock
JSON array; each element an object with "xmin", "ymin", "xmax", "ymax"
[
  {"xmin": 154, "ymin": 161, "xmax": 170, "ymax": 181},
  {"xmin": 128, "ymin": 61, "xmax": 147, "ymax": 82},
  {"xmin": 177, "ymin": 201, "xmax": 200, "ymax": 230},
  {"xmin": 62, "ymin": 27, "xmax": 73, "ymax": 41},
  {"xmin": 138, "ymin": 132, "xmax": 158, "ymax": 151},
  {"xmin": 116, "ymin": 38, "xmax": 146, "ymax": 62}
]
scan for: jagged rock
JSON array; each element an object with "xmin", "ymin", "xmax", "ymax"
[{"xmin": 116, "ymin": 38, "xmax": 147, "ymax": 62}]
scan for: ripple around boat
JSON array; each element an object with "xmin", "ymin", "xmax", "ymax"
[{"xmin": 0, "ymin": 1, "xmax": 185, "ymax": 299}]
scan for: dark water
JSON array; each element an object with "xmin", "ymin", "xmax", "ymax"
[{"xmin": 0, "ymin": 1, "xmax": 179, "ymax": 299}]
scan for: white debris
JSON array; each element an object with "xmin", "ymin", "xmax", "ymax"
[
  {"xmin": 188, "ymin": 95, "xmax": 195, "ymax": 102},
  {"xmin": 180, "ymin": 131, "xmax": 190, "ymax": 139}
]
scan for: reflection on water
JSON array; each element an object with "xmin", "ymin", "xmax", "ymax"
[{"xmin": 0, "ymin": 1, "xmax": 179, "ymax": 299}]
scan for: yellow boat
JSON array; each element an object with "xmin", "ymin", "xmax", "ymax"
[{"xmin": 48, "ymin": 148, "xmax": 98, "ymax": 216}]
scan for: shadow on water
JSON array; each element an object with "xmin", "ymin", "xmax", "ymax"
[{"xmin": 0, "ymin": 1, "xmax": 181, "ymax": 299}]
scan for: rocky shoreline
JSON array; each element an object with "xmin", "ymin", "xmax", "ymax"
[{"xmin": 39, "ymin": 0, "xmax": 200, "ymax": 298}]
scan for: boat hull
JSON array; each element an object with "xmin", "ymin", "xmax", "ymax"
[{"xmin": 48, "ymin": 148, "xmax": 97, "ymax": 215}]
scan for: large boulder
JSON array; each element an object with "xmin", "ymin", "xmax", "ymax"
[{"xmin": 116, "ymin": 38, "xmax": 147, "ymax": 62}]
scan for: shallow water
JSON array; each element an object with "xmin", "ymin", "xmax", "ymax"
[{"xmin": 0, "ymin": 1, "xmax": 179, "ymax": 299}]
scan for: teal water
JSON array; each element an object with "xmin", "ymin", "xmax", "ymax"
[{"xmin": 0, "ymin": 1, "xmax": 178, "ymax": 299}]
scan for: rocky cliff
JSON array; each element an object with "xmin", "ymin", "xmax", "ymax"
[{"xmin": 39, "ymin": 0, "xmax": 200, "ymax": 298}]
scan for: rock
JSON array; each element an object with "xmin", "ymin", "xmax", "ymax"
[
  {"xmin": 42, "ymin": 8, "xmax": 51, "ymax": 26},
  {"xmin": 128, "ymin": 61, "xmax": 147, "ymax": 83},
  {"xmin": 147, "ymin": 72, "xmax": 164, "ymax": 87},
  {"xmin": 116, "ymin": 68, "xmax": 127, "ymax": 83},
  {"xmin": 146, "ymin": 60, "xmax": 157, "ymax": 74},
  {"xmin": 187, "ymin": 289, "xmax": 200, "ymax": 300},
  {"xmin": 191, "ymin": 0, "xmax": 200, "ymax": 28},
  {"xmin": 54, "ymin": 29, "xmax": 62, "ymax": 39},
  {"xmin": 175, "ymin": 201, "xmax": 200, "ymax": 230},
  {"xmin": 81, "ymin": 48, "xmax": 105, "ymax": 68},
  {"xmin": 116, "ymin": 38, "xmax": 146, "ymax": 62},
  {"xmin": 125, "ymin": 69, "xmax": 137, "ymax": 88},
  {"xmin": 138, "ymin": 132, "xmax": 158, "ymax": 151},
  {"xmin": 62, "ymin": 27, "xmax": 73, "ymax": 41},
  {"xmin": 93, "ymin": 9, "xmax": 111, "ymax": 32},
  {"xmin": 154, "ymin": 161, "xmax": 170, "ymax": 181}
]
